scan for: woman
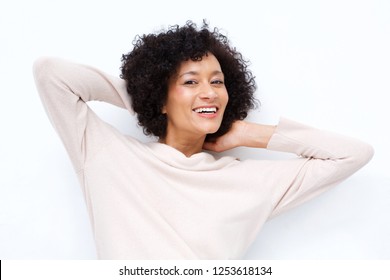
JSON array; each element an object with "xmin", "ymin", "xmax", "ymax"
[{"xmin": 33, "ymin": 21, "xmax": 373, "ymax": 259}]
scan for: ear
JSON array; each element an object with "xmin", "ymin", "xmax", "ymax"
[{"xmin": 162, "ymin": 105, "xmax": 167, "ymax": 114}]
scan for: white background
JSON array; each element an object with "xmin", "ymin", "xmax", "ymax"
[{"xmin": 0, "ymin": 0, "xmax": 389, "ymax": 259}]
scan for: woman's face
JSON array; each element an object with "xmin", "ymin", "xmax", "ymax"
[{"xmin": 163, "ymin": 53, "xmax": 229, "ymax": 140}]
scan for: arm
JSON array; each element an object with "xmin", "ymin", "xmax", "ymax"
[
  {"xmin": 204, "ymin": 118, "xmax": 374, "ymax": 217},
  {"xmin": 33, "ymin": 57, "xmax": 131, "ymax": 108},
  {"xmin": 203, "ymin": 120, "xmax": 276, "ymax": 152},
  {"xmin": 267, "ymin": 117, "xmax": 374, "ymax": 216},
  {"xmin": 33, "ymin": 57, "xmax": 131, "ymax": 172}
]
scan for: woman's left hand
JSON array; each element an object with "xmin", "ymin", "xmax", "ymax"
[
  {"xmin": 203, "ymin": 120, "xmax": 276, "ymax": 153},
  {"xmin": 202, "ymin": 121, "xmax": 247, "ymax": 152}
]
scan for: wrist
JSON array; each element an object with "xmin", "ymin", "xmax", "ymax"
[{"xmin": 243, "ymin": 122, "xmax": 277, "ymax": 149}]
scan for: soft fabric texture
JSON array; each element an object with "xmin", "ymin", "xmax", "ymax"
[{"xmin": 33, "ymin": 57, "xmax": 374, "ymax": 259}]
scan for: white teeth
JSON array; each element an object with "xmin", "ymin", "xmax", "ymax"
[{"xmin": 194, "ymin": 107, "xmax": 217, "ymax": 113}]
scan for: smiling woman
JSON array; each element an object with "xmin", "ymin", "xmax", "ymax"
[
  {"xmin": 120, "ymin": 22, "xmax": 257, "ymax": 145},
  {"xmin": 33, "ymin": 21, "xmax": 373, "ymax": 259},
  {"xmin": 161, "ymin": 54, "xmax": 229, "ymax": 157}
]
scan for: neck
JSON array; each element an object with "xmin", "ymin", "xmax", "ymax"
[{"xmin": 159, "ymin": 134, "xmax": 206, "ymax": 157}]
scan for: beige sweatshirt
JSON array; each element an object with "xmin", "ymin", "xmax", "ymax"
[{"xmin": 33, "ymin": 57, "xmax": 374, "ymax": 259}]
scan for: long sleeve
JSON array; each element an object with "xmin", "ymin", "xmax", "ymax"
[
  {"xmin": 32, "ymin": 58, "xmax": 375, "ymax": 259},
  {"xmin": 33, "ymin": 57, "xmax": 131, "ymax": 172},
  {"xmin": 266, "ymin": 117, "xmax": 374, "ymax": 217}
]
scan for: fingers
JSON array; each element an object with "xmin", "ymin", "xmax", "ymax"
[{"xmin": 202, "ymin": 141, "xmax": 217, "ymax": 151}]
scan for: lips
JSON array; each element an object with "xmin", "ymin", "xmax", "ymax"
[{"xmin": 192, "ymin": 106, "xmax": 219, "ymax": 114}]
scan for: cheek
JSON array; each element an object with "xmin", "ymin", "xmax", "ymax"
[
  {"xmin": 221, "ymin": 90, "xmax": 229, "ymax": 107},
  {"xmin": 165, "ymin": 88, "xmax": 191, "ymax": 114}
]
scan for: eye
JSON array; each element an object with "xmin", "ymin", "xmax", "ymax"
[
  {"xmin": 211, "ymin": 80, "xmax": 224, "ymax": 85},
  {"xmin": 184, "ymin": 80, "xmax": 197, "ymax": 85}
]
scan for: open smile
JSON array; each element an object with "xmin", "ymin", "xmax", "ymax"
[
  {"xmin": 192, "ymin": 106, "xmax": 220, "ymax": 119},
  {"xmin": 192, "ymin": 106, "xmax": 219, "ymax": 114}
]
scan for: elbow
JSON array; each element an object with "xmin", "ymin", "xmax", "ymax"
[
  {"xmin": 32, "ymin": 56, "xmax": 63, "ymax": 85},
  {"xmin": 322, "ymin": 143, "xmax": 374, "ymax": 185},
  {"xmin": 33, "ymin": 56, "xmax": 53, "ymax": 77},
  {"xmin": 362, "ymin": 143, "xmax": 375, "ymax": 166},
  {"xmin": 347, "ymin": 142, "xmax": 375, "ymax": 171}
]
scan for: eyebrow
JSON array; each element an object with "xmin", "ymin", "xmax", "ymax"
[{"xmin": 178, "ymin": 70, "xmax": 223, "ymax": 78}]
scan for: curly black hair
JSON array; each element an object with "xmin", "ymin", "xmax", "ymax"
[{"xmin": 120, "ymin": 20, "xmax": 257, "ymax": 141}]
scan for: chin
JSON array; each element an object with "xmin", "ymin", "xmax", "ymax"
[
  {"xmin": 194, "ymin": 120, "xmax": 222, "ymax": 136},
  {"xmin": 203, "ymin": 126, "xmax": 221, "ymax": 135}
]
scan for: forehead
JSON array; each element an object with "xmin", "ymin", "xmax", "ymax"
[{"xmin": 176, "ymin": 53, "xmax": 222, "ymax": 74}]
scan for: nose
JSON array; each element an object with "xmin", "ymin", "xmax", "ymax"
[{"xmin": 199, "ymin": 83, "xmax": 217, "ymax": 100}]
